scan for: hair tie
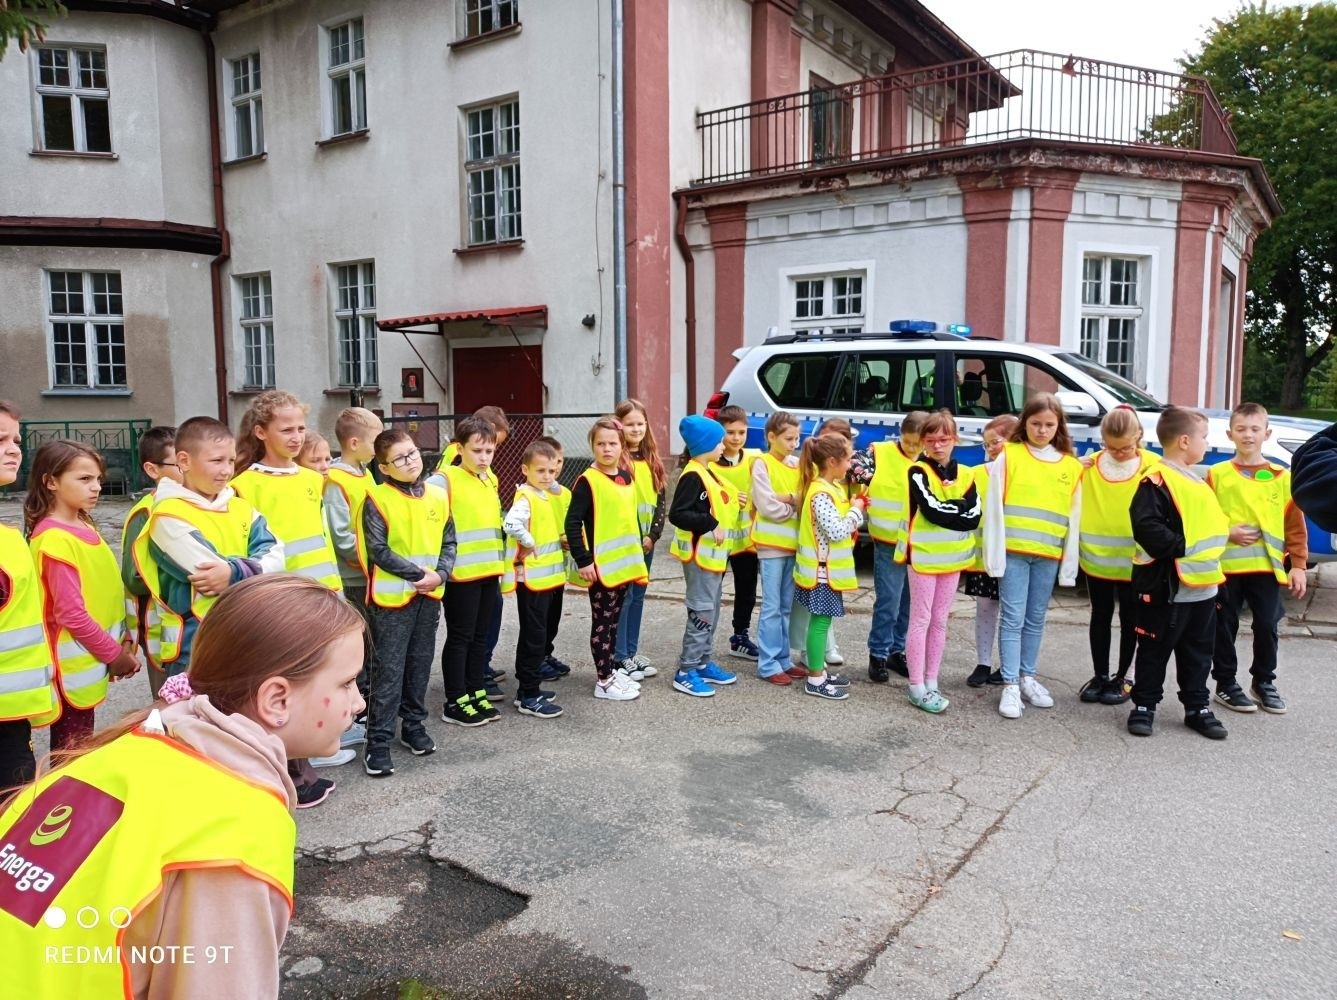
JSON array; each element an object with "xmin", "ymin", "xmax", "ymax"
[{"xmin": 159, "ymin": 673, "xmax": 195, "ymax": 705}]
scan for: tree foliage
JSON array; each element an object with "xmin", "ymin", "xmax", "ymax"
[
  {"xmin": 0, "ymin": 1, "xmax": 65, "ymax": 60},
  {"xmin": 1179, "ymin": 3, "xmax": 1337, "ymax": 408}
]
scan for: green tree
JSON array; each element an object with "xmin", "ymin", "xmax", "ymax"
[
  {"xmin": 0, "ymin": 1, "xmax": 64, "ymax": 60},
  {"xmin": 1179, "ymin": 3, "xmax": 1337, "ymax": 409}
]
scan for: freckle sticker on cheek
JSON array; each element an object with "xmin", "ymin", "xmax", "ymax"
[
  {"xmin": 323, "ymin": 697, "xmax": 331, "ymax": 706},
  {"xmin": 317, "ymin": 721, "xmax": 324, "ymax": 729}
]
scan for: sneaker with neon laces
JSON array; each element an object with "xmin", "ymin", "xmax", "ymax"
[
  {"xmin": 594, "ymin": 674, "xmax": 640, "ymax": 700},
  {"xmin": 998, "ymin": 684, "xmax": 1023, "ymax": 719},
  {"xmin": 619, "ymin": 657, "xmax": 645, "ymax": 682},
  {"xmin": 672, "ymin": 669, "xmax": 715, "ymax": 697},
  {"xmin": 804, "ymin": 676, "xmax": 849, "ymax": 700},
  {"xmin": 472, "ymin": 690, "xmax": 501, "ymax": 722},
  {"xmin": 909, "ymin": 689, "xmax": 950, "ymax": 714},
  {"xmin": 310, "ymin": 748, "xmax": 356, "ymax": 768},
  {"xmin": 517, "ymin": 695, "xmax": 564, "ymax": 718},
  {"xmin": 696, "ymin": 662, "xmax": 737, "ymax": 685},
  {"xmin": 632, "ymin": 653, "xmax": 657, "ymax": 677},
  {"xmin": 442, "ymin": 696, "xmax": 488, "ymax": 727},
  {"xmin": 399, "ymin": 726, "xmax": 436, "ymax": 756},
  {"xmin": 1019, "ymin": 676, "xmax": 1054, "ymax": 708},
  {"xmin": 339, "ymin": 721, "xmax": 367, "ymax": 748},
  {"xmin": 729, "ymin": 632, "xmax": 760, "ymax": 660}
]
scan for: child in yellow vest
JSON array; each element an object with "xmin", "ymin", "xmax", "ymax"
[
  {"xmin": 120, "ymin": 425, "xmax": 179, "ymax": 699},
  {"xmin": 751, "ymin": 411, "xmax": 803, "ymax": 684},
  {"xmin": 1077, "ymin": 406, "xmax": 1158, "ymax": 705},
  {"xmin": 0, "ymin": 401, "xmax": 57, "ymax": 788},
  {"xmin": 984, "ymin": 394, "xmax": 1082, "ymax": 720},
  {"xmin": 710, "ymin": 405, "xmax": 763, "ymax": 661},
  {"xmin": 24, "ymin": 442, "xmax": 139, "ymax": 751},
  {"xmin": 360, "ymin": 429, "xmax": 449, "ymax": 775},
  {"xmin": 962, "ymin": 414, "xmax": 1017, "ymax": 688},
  {"xmin": 613, "ymin": 398, "xmax": 668, "ymax": 680},
  {"xmin": 502, "ymin": 439, "xmax": 568, "ymax": 718},
  {"xmin": 669, "ymin": 416, "xmax": 744, "ymax": 697},
  {"xmin": 536, "ymin": 435, "xmax": 575, "ymax": 681},
  {"xmin": 895, "ymin": 411, "xmax": 981, "ymax": 714},
  {"xmin": 793, "ymin": 434, "xmax": 867, "ymax": 700},
  {"xmin": 1208, "ymin": 402, "xmax": 1307, "ymax": 715},
  {"xmin": 1127, "ymin": 407, "xmax": 1231, "ymax": 739}
]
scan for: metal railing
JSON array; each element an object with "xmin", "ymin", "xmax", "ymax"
[
  {"xmin": 13, "ymin": 419, "xmax": 153, "ymax": 496},
  {"xmin": 695, "ymin": 49, "xmax": 1238, "ymax": 185}
]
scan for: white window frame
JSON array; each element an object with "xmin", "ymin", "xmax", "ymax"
[
  {"xmin": 33, "ymin": 44, "xmax": 112, "ymax": 153},
  {"xmin": 777, "ymin": 261, "xmax": 875, "ymax": 338},
  {"xmin": 464, "ymin": 98, "xmax": 521, "ymax": 246},
  {"xmin": 463, "ymin": 0, "xmax": 518, "ymax": 38},
  {"xmin": 228, "ymin": 52, "xmax": 264, "ymax": 159},
  {"xmin": 237, "ymin": 273, "xmax": 276, "ymax": 390},
  {"xmin": 45, "ymin": 270, "xmax": 127, "ymax": 390},
  {"xmin": 332, "ymin": 261, "xmax": 378, "ymax": 388},
  {"xmin": 325, "ymin": 17, "xmax": 367, "ymax": 137},
  {"xmin": 1078, "ymin": 252, "xmax": 1148, "ymax": 386}
]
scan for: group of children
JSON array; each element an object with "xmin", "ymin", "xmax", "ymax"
[{"xmin": 0, "ymin": 391, "xmax": 1306, "ymax": 803}]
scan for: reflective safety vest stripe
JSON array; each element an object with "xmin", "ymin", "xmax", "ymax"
[
  {"xmin": 1133, "ymin": 465, "xmax": 1229, "ymax": 586},
  {"xmin": 327, "ymin": 466, "xmax": 374, "ymax": 578},
  {"xmin": 867, "ymin": 440, "xmax": 916, "ymax": 544},
  {"xmin": 121, "ymin": 495, "xmax": 153, "ymax": 662},
  {"xmin": 443, "ymin": 466, "xmax": 504, "ymax": 581},
  {"xmin": 29, "ymin": 526, "xmax": 122, "ymax": 711},
  {"xmin": 132, "ymin": 495, "xmax": 254, "ymax": 664},
  {"xmin": 501, "ymin": 486, "xmax": 567, "ymax": 594},
  {"xmin": 1210, "ymin": 461, "xmax": 1290, "ymax": 583},
  {"xmin": 670, "ymin": 461, "xmax": 738, "ymax": 572},
  {"xmin": 630, "ymin": 460, "xmax": 658, "ymax": 537},
  {"xmin": 1001, "ymin": 442, "xmax": 1083, "ymax": 560},
  {"xmin": 581, "ymin": 468, "xmax": 648, "ymax": 587},
  {"xmin": 0, "ymin": 526, "xmax": 57, "ymax": 725},
  {"xmin": 435, "ymin": 441, "xmax": 461, "ymax": 473},
  {"xmin": 750, "ymin": 453, "xmax": 800, "ymax": 552},
  {"xmin": 1078, "ymin": 449, "xmax": 1159, "ymax": 582},
  {"xmin": 231, "ymin": 468, "xmax": 341, "ymax": 591},
  {"xmin": 794, "ymin": 479, "xmax": 858, "ymax": 592},
  {"xmin": 966, "ymin": 464, "xmax": 991, "ymax": 573},
  {"xmin": 895, "ymin": 462, "xmax": 977, "ymax": 574},
  {"xmin": 0, "ymin": 728, "xmax": 294, "ymax": 999},
  {"xmin": 710, "ymin": 450, "xmax": 760, "ymax": 554},
  {"xmin": 365, "ymin": 483, "xmax": 449, "ymax": 607}
]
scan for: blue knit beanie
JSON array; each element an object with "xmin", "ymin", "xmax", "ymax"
[{"xmin": 680, "ymin": 414, "xmax": 726, "ymax": 457}]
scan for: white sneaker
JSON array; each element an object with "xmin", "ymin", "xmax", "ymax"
[
  {"xmin": 620, "ymin": 657, "xmax": 646, "ymax": 681},
  {"xmin": 1019, "ymin": 676, "xmax": 1054, "ymax": 708},
  {"xmin": 998, "ymin": 684, "xmax": 1023, "ymax": 719},
  {"xmin": 632, "ymin": 653, "xmax": 657, "ymax": 678},
  {"xmin": 614, "ymin": 667, "xmax": 642, "ymax": 690},
  {"xmin": 825, "ymin": 642, "xmax": 845, "ymax": 666},
  {"xmin": 595, "ymin": 675, "xmax": 640, "ymax": 701},
  {"xmin": 310, "ymin": 747, "xmax": 357, "ymax": 768},
  {"xmin": 792, "ymin": 648, "xmax": 807, "ymax": 668}
]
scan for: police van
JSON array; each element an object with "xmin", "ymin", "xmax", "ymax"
[{"xmin": 707, "ymin": 321, "xmax": 1334, "ymax": 558}]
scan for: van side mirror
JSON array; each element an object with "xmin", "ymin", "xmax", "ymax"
[{"xmin": 1055, "ymin": 390, "xmax": 1101, "ymax": 423}]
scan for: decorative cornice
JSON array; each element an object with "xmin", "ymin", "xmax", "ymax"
[
  {"xmin": 64, "ymin": 0, "xmax": 218, "ymax": 31},
  {"xmin": 0, "ymin": 216, "xmax": 223, "ymax": 255}
]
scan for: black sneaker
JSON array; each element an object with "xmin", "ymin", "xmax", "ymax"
[
  {"xmin": 887, "ymin": 651, "xmax": 909, "ymax": 678},
  {"xmin": 511, "ymin": 689, "xmax": 557, "ymax": 707},
  {"xmin": 364, "ymin": 747, "xmax": 395, "ymax": 776},
  {"xmin": 399, "ymin": 727, "xmax": 436, "ymax": 756},
  {"xmin": 1126, "ymin": 705, "xmax": 1155, "ymax": 736},
  {"xmin": 1099, "ymin": 677, "xmax": 1133, "ymax": 705},
  {"xmin": 1079, "ymin": 675, "xmax": 1109, "ymax": 703},
  {"xmin": 1184, "ymin": 708, "xmax": 1228, "ymax": 740},
  {"xmin": 1214, "ymin": 683, "xmax": 1258, "ymax": 713},
  {"xmin": 516, "ymin": 695, "xmax": 564, "ymax": 719},
  {"xmin": 543, "ymin": 654, "xmax": 573, "ymax": 677},
  {"xmin": 868, "ymin": 655, "xmax": 891, "ymax": 684},
  {"xmin": 483, "ymin": 681, "xmax": 505, "ymax": 701},
  {"xmin": 296, "ymin": 777, "xmax": 336, "ymax": 808},
  {"xmin": 986, "ymin": 669, "xmax": 1004, "ymax": 686},
  {"xmin": 483, "ymin": 666, "xmax": 507, "ymax": 682},
  {"xmin": 966, "ymin": 664, "xmax": 993, "ymax": 688},
  {"xmin": 473, "ymin": 690, "xmax": 501, "ymax": 723},
  {"xmin": 442, "ymin": 697, "xmax": 488, "ymax": 728},
  {"xmin": 1250, "ymin": 682, "xmax": 1287, "ymax": 714}
]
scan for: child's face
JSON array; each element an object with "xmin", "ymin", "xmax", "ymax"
[
  {"xmin": 1180, "ymin": 423, "xmax": 1209, "ymax": 466},
  {"xmin": 525, "ymin": 455, "xmax": 559, "ymax": 491},
  {"xmin": 900, "ymin": 432, "xmax": 922, "ymax": 456},
  {"xmin": 696, "ymin": 440, "xmax": 725, "ymax": 464},
  {"xmin": 621, "ymin": 409, "xmax": 647, "ymax": 447},
  {"xmin": 494, "ymin": 429, "xmax": 509, "ymax": 449},
  {"xmin": 983, "ymin": 430, "xmax": 1009, "ymax": 462},
  {"xmin": 47, "ymin": 456, "xmax": 102, "ymax": 513},
  {"xmin": 1024, "ymin": 410, "xmax": 1059, "ymax": 449},
  {"xmin": 181, "ymin": 438, "xmax": 237, "ymax": 498},
  {"xmin": 921, "ymin": 429, "xmax": 956, "ymax": 465},
  {"xmin": 769, "ymin": 425, "xmax": 800, "ymax": 457},
  {"xmin": 551, "ymin": 450, "xmax": 565, "ymax": 481},
  {"xmin": 824, "ymin": 447, "xmax": 853, "ymax": 481},
  {"xmin": 277, "ymin": 630, "xmax": 366, "ymax": 759},
  {"xmin": 1227, "ymin": 414, "xmax": 1270, "ymax": 455},
  {"xmin": 347, "ymin": 427, "xmax": 380, "ymax": 465},
  {"xmin": 0, "ymin": 414, "xmax": 20, "ymax": 490},
  {"xmin": 722, "ymin": 421, "xmax": 748, "ymax": 456},
  {"xmin": 378, "ymin": 440, "xmax": 422, "ymax": 483},
  {"xmin": 1102, "ymin": 432, "xmax": 1141, "ymax": 461},
  {"xmin": 459, "ymin": 434, "xmax": 496, "ymax": 475},
  {"xmin": 145, "ymin": 446, "xmax": 183, "ymax": 486},
  {"xmin": 300, "ymin": 441, "xmax": 333, "ymax": 479},
  {"xmin": 592, "ymin": 429, "xmax": 622, "ymax": 469},
  {"xmin": 258, "ymin": 406, "xmax": 307, "ymax": 463}
]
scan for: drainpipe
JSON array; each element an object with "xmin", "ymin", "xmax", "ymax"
[
  {"xmin": 205, "ymin": 33, "xmax": 231, "ymax": 422},
  {"xmin": 611, "ymin": 0, "xmax": 628, "ymax": 402},
  {"xmin": 673, "ymin": 191, "xmax": 697, "ymax": 414}
]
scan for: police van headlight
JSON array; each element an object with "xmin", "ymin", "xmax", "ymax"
[{"xmin": 1277, "ymin": 438, "xmax": 1307, "ymax": 455}]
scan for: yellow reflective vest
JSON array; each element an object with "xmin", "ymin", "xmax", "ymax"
[
  {"xmin": 0, "ymin": 727, "xmax": 294, "ymax": 999},
  {"xmin": 1001, "ymin": 442, "xmax": 1082, "ymax": 560},
  {"xmin": 443, "ymin": 466, "xmax": 504, "ymax": 582},
  {"xmin": 1078, "ymin": 449, "xmax": 1159, "ymax": 582},
  {"xmin": 120, "ymin": 495, "xmax": 154, "ymax": 667},
  {"xmin": 581, "ymin": 468, "xmax": 648, "ymax": 587},
  {"xmin": 670, "ymin": 461, "xmax": 738, "ymax": 572},
  {"xmin": 1209, "ymin": 460, "xmax": 1291, "ymax": 583},
  {"xmin": 794, "ymin": 479, "xmax": 858, "ymax": 591},
  {"xmin": 30, "ymin": 524, "xmax": 122, "ymax": 711},
  {"xmin": 435, "ymin": 441, "xmax": 462, "ymax": 474},
  {"xmin": 365, "ymin": 482, "xmax": 448, "ymax": 607},
  {"xmin": 895, "ymin": 462, "xmax": 977, "ymax": 574},
  {"xmin": 326, "ymin": 465, "xmax": 375, "ymax": 580},
  {"xmin": 630, "ymin": 459, "xmax": 658, "ymax": 538},
  {"xmin": 231, "ymin": 467, "xmax": 341, "ymax": 591},
  {"xmin": 866, "ymin": 440, "xmax": 916, "ymax": 544},
  {"xmin": 0, "ymin": 525, "xmax": 57, "ymax": 726},
  {"xmin": 502, "ymin": 485, "xmax": 567, "ymax": 594},
  {"xmin": 710, "ymin": 449, "xmax": 760, "ymax": 554},
  {"xmin": 750, "ymin": 453, "xmax": 800, "ymax": 552},
  {"xmin": 1133, "ymin": 464, "xmax": 1229, "ymax": 587},
  {"xmin": 550, "ymin": 483, "xmax": 587, "ymax": 589}
]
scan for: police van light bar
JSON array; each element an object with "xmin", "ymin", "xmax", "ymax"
[
  {"xmin": 888, "ymin": 319, "xmax": 936, "ymax": 334},
  {"xmin": 947, "ymin": 324, "xmax": 972, "ymax": 336}
]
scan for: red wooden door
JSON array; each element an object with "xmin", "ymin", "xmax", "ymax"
[{"xmin": 452, "ymin": 345, "xmax": 544, "ymax": 414}]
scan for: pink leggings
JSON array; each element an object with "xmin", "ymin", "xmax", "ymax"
[{"xmin": 907, "ymin": 568, "xmax": 960, "ymax": 686}]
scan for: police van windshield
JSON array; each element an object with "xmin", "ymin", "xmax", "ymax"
[{"xmin": 1056, "ymin": 352, "xmax": 1164, "ymax": 411}]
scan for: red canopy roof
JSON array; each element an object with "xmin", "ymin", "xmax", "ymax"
[{"xmin": 376, "ymin": 305, "xmax": 548, "ymax": 333}]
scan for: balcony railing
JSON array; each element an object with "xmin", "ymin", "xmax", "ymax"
[{"xmin": 694, "ymin": 49, "xmax": 1238, "ymax": 186}]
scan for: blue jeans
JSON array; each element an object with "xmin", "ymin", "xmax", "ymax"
[
  {"xmin": 757, "ymin": 555, "xmax": 796, "ymax": 678},
  {"xmin": 997, "ymin": 552, "xmax": 1060, "ymax": 684},
  {"xmin": 869, "ymin": 542, "xmax": 911, "ymax": 659},
  {"xmin": 615, "ymin": 548, "xmax": 653, "ymax": 660}
]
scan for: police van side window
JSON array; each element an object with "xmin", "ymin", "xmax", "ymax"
[
  {"xmin": 953, "ymin": 353, "xmax": 1075, "ymax": 416},
  {"xmin": 829, "ymin": 353, "xmax": 935, "ymax": 413},
  {"xmin": 759, "ymin": 353, "xmax": 840, "ymax": 409}
]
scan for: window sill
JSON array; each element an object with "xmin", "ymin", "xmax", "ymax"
[
  {"xmin": 41, "ymin": 387, "xmax": 132, "ymax": 397},
  {"xmin": 30, "ymin": 150, "xmax": 118, "ymax": 161},
  {"xmin": 453, "ymin": 239, "xmax": 524, "ymax": 257},
  {"xmin": 223, "ymin": 151, "xmax": 267, "ymax": 168},
  {"xmin": 229, "ymin": 387, "xmax": 276, "ymax": 397},
  {"xmin": 323, "ymin": 386, "xmax": 381, "ymax": 397},
  {"xmin": 316, "ymin": 129, "xmax": 370, "ymax": 149},
  {"xmin": 449, "ymin": 23, "xmax": 522, "ymax": 50}
]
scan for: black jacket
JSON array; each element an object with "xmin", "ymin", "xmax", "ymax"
[
  {"xmin": 668, "ymin": 468, "xmax": 720, "ymax": 540},
  {"xmin": 905, "ymin": 458, "xmax": 981, "ymax": 533},
  {"xmin": 1128, "ymin": 474, "xmax": 1186, "ymax": 604},
  {"xmin": 1291, "ymin": 422, "xmax": 1337, "ymax": 532}
]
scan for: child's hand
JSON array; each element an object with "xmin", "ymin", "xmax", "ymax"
[
  {"xmin": 642, "ymin": 537, "xmax": 654, "ymax": 553},
  {"xmin": 108, "ymin": 648, "xmax": 140, "ymax": 679},
  {"xmin": 1289, "ymin": 567, "xmax": 1308, "ymax": 600},
  {"xmin": 189, "ymin": 559, "xmax": 232, "ymax": 596},
  {"xmin": 517, "ymin": 546, "xmax": 533, "ymax": 561},
  {"xmin": 712, "ymin": 527, "xmax": 726, "ymax": 544},
  {"xmin": 1080, "ymin": 454, "xmax": 1096, "ymax": 469},
  {"xmin": 560, "ymin": 536, "xmax": 570, "ymax": 552},
  {"xmin": 415, "ymin": 570, "xmax": 443, "ymax": 593},
  {"xmin": 1229, "ymin": 524, "xmax": 1262, "ymax": 545},
  {"xmin": 737, "ymin": 491, "xmax": 750, "ymax": 508},
  {"xmin": 852, "ymin": 495, "xmax": 869, "ymax": 511},
  {"xmin": 578, "ymin": 564, "xmax": 598, "ymax": 583}
]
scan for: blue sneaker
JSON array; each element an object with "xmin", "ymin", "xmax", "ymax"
[
  {"xmin": 825, "ymin": 673, "xmax": 851, "ymax": 688},
  {"xmin": 511, "ymin": 689, "xmax": 557, "ymax": 707},
  {"xmin": 672, "ymin": 669, "xmax": 715, "ymax": 697},
  {"xmin": 696, "ymin": 662, "xmax": 737, "ymax": 686},
  {"xmin": 543, "ymin": 654, "xmax": 572, "ymax": 677},
  {"xmin": 728, "ymin": 633, "xmax": 760, "ymax": 660},
  {"xmin": 539, "ymin": 661, "xmax": 563, "ymax": 682},
  {"xmin": 516, "ymin": 696, "xmax": 564, "ymax": 719}
]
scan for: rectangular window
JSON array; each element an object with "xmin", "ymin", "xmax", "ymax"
[
  {"xmin": 465, "ymin": 99, "xmax": 521, "ymax": 246},
  {"xmin": 327, "ymin": 18, "xmax": 367, "ymax": 136},
  {"xmin": 1079, "ymin": 254, "xmax": 1145, "ymax": 383},
  {"xmin": 238, "ymin": 273, "xmax": 275, "ymax": 389},
  {"xmin": 229, "ymin": 53, "xmax": 264, "ymax": 158},
  {"xmin": 34, "ymin": 46, "xmax": 111, "ymax": 153},
  {"xmin": 810, "ymin": 74, "xmax": 852, "ymax": 164},
  {"xmin": 334, "ymin": 261, "xmax": 378, "ymax": 387},
  {"xmin": 465, "ymin": 0, "xmax": 518, "ymax": 37},
  {"xmin": 789, "ymin": 271, "xmax": 865, "ymax": 337},
  {"xmin": 46, "ymin": 270, "xmax": 126, "ymax": 389},
  {"xmin": 830, "ymin": 352, "xmax": 936, "ymax": 413}
]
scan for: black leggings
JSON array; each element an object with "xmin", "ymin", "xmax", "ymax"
[
  {"xmin": 1088, "ymin": 576, "xmax": 1139, "ymax": 679},
  {"xmin": 729, "ymin": 551, "xmax": 759, "ymax": 635}
]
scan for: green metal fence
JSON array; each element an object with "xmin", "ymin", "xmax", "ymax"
[{"xmin": 13, "ymin": 419, "xmax": 153, "ymax": 496}]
